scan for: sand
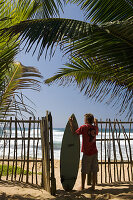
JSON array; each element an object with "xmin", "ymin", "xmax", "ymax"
[{"xmin": 0, "ymin": 160, "xmax": 133, "ymax": 200}]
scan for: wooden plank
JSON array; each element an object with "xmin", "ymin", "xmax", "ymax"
[
  {"xmin": 114, "ymin": 121, "xmax": 120, "ymax": 182},
  {"xmin": 49, "ymin": 113, "xmax": 56, "ymax": 195},
  {"xmin": 107, "ymin": 120, "xmax": 110, "ymax": 183},
  {"xmin": 0, "ymin": 122, "xmax": 6, "ymax": 180},
  {"xmin": 117, "ymin": 120, "xmax": 125, "ymax": 181},
  {"xmin": 108, "ymin": 120, "xmax": 112, "ymax": 183},
  {"xmin": 6, "ymin": 117, "xmax": 12, "ymax": 180},
  {"xmin": 0, "ymin": 120, "xmax": 41, "ymax": 123},
  {"xmin": 1, "ymin": 137, "xmax": 133, "ymax": 141},
  {"xmin": 98, "ymin": 122, "xmax": 133, "ymax": 124},
  {"xmin": 100, "ymin": 119, "xmax": 102, "ymax": 184},
  {"xmin": 104, "ymin": 119, "xmax": 107, "ymax": 183},
  {"xmin": 129, "ymin": 120, "xmax": 133, "ymax": 180},
  {"xmin": 21, "ymin": 124, "xmax": 26, "ymax": 182},
  {"xmin": 0, "ymin": 159, "xmax": 42, "ymax": 162},
  {"xmin": 116, "ymin": 119, "xmax": 122, "ymax": 181},
  {"xmin": 0, "ymin": 159, "xmax": 131, "ymax": 164},
  {"xmin": 121, "ymin": 122, "xmax": 130, "ymax": 181},
  {"xmin": 26, "ymin": 117, "xmax": 31, "ymax": 183},
  {"xmin": 19, "ymin": 120, "xmax": 24, "ymax": 182},
  {"xmin": 14, "ymin": 118, "xmax": 18, "ymax": 180},
  {"xmin": 40, "ymin": 117, "xmax": 47, "ymax": 189},
  {"xmin": 45, "ymin": 111, "xmax": 50, "ymax": 193},
  {"xmin": 111, "ymin": 121, "xmax": 116, "ymax": 182},
  {"xmin": 97, "ymin": 138, "xmax": 133, "ymax": 141},
  {"xmin": 11, "ymin": 120, "xmax": 16, "ymax": 181},
  {"xmin": 124, "ymin": 121, "xmax": 133, "ymax": 181},
  {"xmin": 0, "ymin": 137, "xmax": 42, "ymax": 140},
  {"xmin": 32, "ymin": 117, "xmax": 36, "ymax": 184},
  {"xmin": 98, "ymin": 161, "xmax": 133, "ymax": 164},
  {"xmin": 36, "ymin": 118, "xmax": 40, "ymax": 185},
  {"xmin": 0, "ymin": 120, "xmax": 132, "ymax": 124}
]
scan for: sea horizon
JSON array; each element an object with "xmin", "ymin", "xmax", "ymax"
[{"xmin": 0, "ymin": 127, "xmax": 133, "ymax": 160}]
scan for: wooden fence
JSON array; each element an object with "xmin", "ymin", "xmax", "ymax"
[
  {"xmin": 0, "ymin": 111, "xmax": 56, "ymax": 195},
  {"xmin": 1, "ymin": 115, "xmax": 133, "ymax": 191},
  {"xmin": 87, "ymin": 119, "xmax": 133, "ymax": 185}
]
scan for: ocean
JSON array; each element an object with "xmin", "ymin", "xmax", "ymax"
[
  {"xmin": 53, "ymin": 128, "xmax": 133, "ymax": 160},
  {"xmin": 0, "ymin": 127, "xmax": 133, "ymax": 160}
]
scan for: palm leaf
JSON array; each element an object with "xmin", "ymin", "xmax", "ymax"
[
  {"xmin": 64, "ymin": 19, "xmax": 133, "ymax": 76},
  {"xmin": 2, "ymin": 18, "xmax": 133, "ymax": 71},
  {"xmin": 33, "ymin": 0, "xmax": 65, "ymax": 18},
  {"xmin": 0, "ymin": 18, "xmax": 93, "ymax": 59},
  {"xmin": 45, "ymin": 56, "xmax": 133, "ymax": 118},
  {"xmin": 67, "ymin": 0, "xmax": 133, "ymax": 23},
  {"xmin": 0, "ymin": 62, "xmax": 42, "ymax": 118},
  {"xmin": 2, "ymin": 18, "xmax": 133, "ymax": 89}
]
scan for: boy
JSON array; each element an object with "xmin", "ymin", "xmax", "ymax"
[{"xmin": 69, "ymin": 113, "xmax": 98, "ymax": 190}]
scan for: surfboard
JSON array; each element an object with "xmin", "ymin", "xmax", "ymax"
[{"xmin": 60, "ymin": 114, "xmax": 80, "ymax": 191}]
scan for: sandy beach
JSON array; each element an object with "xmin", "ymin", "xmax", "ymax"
[{"xmin": 0, "ymin": 160, "xmax": 133, "ymax": 199}]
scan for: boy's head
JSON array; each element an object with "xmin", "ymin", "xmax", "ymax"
[{"xmin": 84, "ymin": 113, "xmax": 94, "ymax": 124}]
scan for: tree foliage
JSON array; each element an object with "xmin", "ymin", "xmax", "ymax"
[{"xmin": 1, "ymin": 0, "xmax": 133, "ymax": 118}]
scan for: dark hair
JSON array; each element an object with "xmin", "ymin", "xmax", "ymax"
[{"xmin": 84, "ymin": 113, "xmax": 94, "ymax": 124}]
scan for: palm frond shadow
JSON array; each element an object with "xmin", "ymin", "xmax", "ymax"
[{"xmin": 55, "ymin": 182, "xmax": 133, "ymax": 200}]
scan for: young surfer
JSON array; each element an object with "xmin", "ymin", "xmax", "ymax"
[{"xmin": 69, "ymin": 113, "xmax": 99, "ymax": 190}]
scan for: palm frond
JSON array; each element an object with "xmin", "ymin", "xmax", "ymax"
[
  {"xmin": 45, "ymin": 56, "xmax": 133, "ymax": 118},
  {"xmin": 64, "ymin": 18, "xmax": 133, "ymax": 77},
  {"xmin": 2, "ymin": 17, "xmax": 133, "ymax": 70},
  {"xmin": 0, "ymin": 62, "xmax": 42, "ymax": 118},
  {"xmin": 0, "ymin": 18, "xmax": 92, "ymax": 59},
  {"xmin": 33, "ymin": 0, "xmax": 65, "ymax": 18},
  {"xmin": 67, "ymin": 0, "xmax": 133, "ymax": 23}
]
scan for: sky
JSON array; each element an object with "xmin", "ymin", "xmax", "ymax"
[{"xmin": 16, "ymin": 3, "xmax": 128, "ymax": 128}]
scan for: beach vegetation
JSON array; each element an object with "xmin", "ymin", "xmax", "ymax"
[{"xmin": 0, "ymin": 164, "xmax": 32, "ymax": 176}]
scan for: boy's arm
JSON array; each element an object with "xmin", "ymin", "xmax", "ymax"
[
  {"xmin": 69, "ymin": 117, "xmax": 78, "ymax": 134},
  {"xmin": 69, "ymin": 117, "xmax": 83, "ymax": 135},
  {"xmin": 94, "ymin": 118, "xmax": 98, "ymax": 135},
  {"xmin": 94, "ymin": 118, "xmax": 98, "ymax": 127}
]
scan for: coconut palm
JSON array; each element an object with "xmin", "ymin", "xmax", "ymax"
[
  {"xmin": 1, "ymin": 0, "xmax": 133, "ymax": 118},
  {"xmin": 0, "ymin": 0, "xmax": 39, "ymax": 118},
  {"xmin": 0, "ymin": 0, "xmax": 65, "ymax": 118}
]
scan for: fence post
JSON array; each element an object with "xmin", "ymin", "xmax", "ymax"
[
  {"xmin": 49, "ymin": 112, "xmax": 56, "ymax": 195},
  {"xmin": 26, "ymin": 117, "xmax": 31, "ymax": 183},
  {"xmin": 41, "ymin": 117, "xmax": 46, "ymax": 189},
  {"xmin": 46, "ymin": 111, "xmax": 50, "ymax": 192},
  {"xmin": 40, "ymin": 116, "xmax": 50, "ymax": 193}
]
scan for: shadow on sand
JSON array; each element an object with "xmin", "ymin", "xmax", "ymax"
[
  {"xmin": 54, "ymin": 182, "xmax": 133, "ymax": 200},
  {"xmin": 0, "ymin": 180, "xmax": 45, "ymax": 200},
  {"xmin": 0, "ymin": 180, "xmax": 133, "ymax": 200}
]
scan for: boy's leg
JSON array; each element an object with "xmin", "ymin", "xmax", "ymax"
[
  {"xmin": 92, "ymin": 172, "xmax": 97, "ymax": 190},
  {"xmin": 81, "ymin": 172, "xmax": 86, "ymax": 189},
  {"xmin": 91, "ymin": 153, "xmax": 98, "ymax": 190}
]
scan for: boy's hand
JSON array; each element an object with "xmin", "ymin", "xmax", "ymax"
[
  {"xmin": 69, "ymin": 117, "xmax": 74, "ymax": 127},
  {"xmin": 94, "ymin": 118, "xmax": 98, "ymax": 126},
  {"xmin": 69, "ymin": 117, "xmax": 76, "ymax": 134}
]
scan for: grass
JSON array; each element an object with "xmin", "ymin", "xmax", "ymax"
[{"xmin": 0, "ymin": 164, "xmax": 32, "ymax": 176}]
